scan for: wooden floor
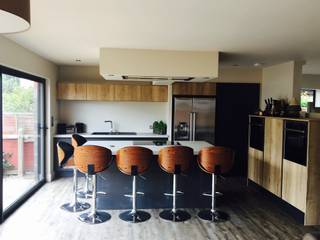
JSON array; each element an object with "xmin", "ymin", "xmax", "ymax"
[{"xmin": 0, "ymin": 177, "xmax": 319, "ymax": 240}]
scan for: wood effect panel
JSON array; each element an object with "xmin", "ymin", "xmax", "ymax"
[
  {"xmin": 74, "ymin": 145, "xmax": 112, "ymax": 174},
  {"xmin": 282, "ymin": 159, "xmax": 307, "ymax": 212},
  {"xmin": 158, "ymin": 146, "xmax": 194, "ymax": 174},
  {"xmin": 151, "ymin": 85, "xmax": 168, "ymax": 102},
  {"xmin": 172, "ymin": 82, "xmax": 216, "ymax": 96},
  {"xmin": 305, "ymin": 121, "xmax": 320, "ymax": 225},
  {"xmin": 198, "ymin": 147, "xmax": 234, "ymax": 174},
  {"xmin": 116, "ymin": 146, "xmax": 153, "ymax": 175},
  {"xmin": 248, "ymin": 147, "xmax": 264, "ymax": 185},
  {"xmin": 58, "ymin": 82, "xmax": 168, "ymax": 102},
  {"xmin": 263, "ymin": 118, "xmax": 283, "ymax": 197},
  {"xmin": 114, "ymin": 84, "xmax": 141, "ymax": 101},
  {"xmin": 57, "ymin": 82, "xmax": 87, "ymax": 100},
  {"xmin": 87, "ymin": 83, "xmax": 115, "ymax": 101}
]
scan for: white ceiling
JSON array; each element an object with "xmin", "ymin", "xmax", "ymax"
[{"xmin": 4, "ymin": 0, "xmax": 320, "ymax": 74}]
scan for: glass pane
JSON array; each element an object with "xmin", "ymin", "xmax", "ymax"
[
  {"xmin": 2, "ymin": 73, "xmax": 44, "ymax": 210},
  {"xmin": 300, "ymin": 89, "xmax": 314, "ymax": 112}
]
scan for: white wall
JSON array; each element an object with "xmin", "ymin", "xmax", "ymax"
[
  {"xmin": 261, "ymin": 61, "xmax": 303, "ymax": 108},
  {"xmin": 0, "ymin": 36, "xmax": 58, "ymax": 181},
  {"xmin": 58, "ymin": 101, "xmax": 168, "ymax": 133}
]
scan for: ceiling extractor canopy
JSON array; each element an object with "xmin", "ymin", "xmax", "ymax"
[{"xmin": 0, "ymin": 0, "xmax": 30, "ymax": 33}]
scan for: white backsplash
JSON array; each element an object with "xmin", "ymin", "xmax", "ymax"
[{"xmin": 58, "ymin": 101, "xmax": 168, "ymax": 133}]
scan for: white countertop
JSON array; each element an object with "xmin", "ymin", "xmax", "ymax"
[
  {"xmin": 54, "ymin": 133, "xmax": 169, "ymax": 139},
  {"xmin": 84, "ymin": 140, "xmax": 212, "ymax": 155}
]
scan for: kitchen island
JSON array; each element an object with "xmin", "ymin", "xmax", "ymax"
[
  {"xmin": 69, "ymin": 140, "xmax": 214, "ymax": 210},
  {"xmin": 84, "ymin": 140, "xmax": 212, "ymax": 155}
]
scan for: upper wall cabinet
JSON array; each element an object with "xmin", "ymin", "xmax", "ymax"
[
  {"xmin": 57, "ymin": 82, "xmax": 87, "ymax": 100},
  {"xmin": 172, "ymin": 82, "xmax": 216, "ymax": 96},
  {"xmin": 57, "ymin": 82, "xmax": 168, "ymax": 102},
  {"xmin": 87, "ymin": 83, "xmax": 115, "ymax": 101}
]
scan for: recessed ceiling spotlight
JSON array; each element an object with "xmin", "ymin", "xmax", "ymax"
[
  {"xmin": 75, "ymin": 59, "xmax": 81, "ymax": 62},
  {"xmin": 253, "ymin": 62, "xmax": 262, "ymax": 67}
]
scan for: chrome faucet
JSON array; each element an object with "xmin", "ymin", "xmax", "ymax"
[{"xmin": 104, "ymin": 120, "xmax": 113, "ymax": 133}]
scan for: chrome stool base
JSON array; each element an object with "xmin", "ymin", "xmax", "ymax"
[
  {"xmin": 79, "ymin": 211, "xmax": 111, "ymax": 224},
  {"xmin": 159, "ymin": 209, "xmax": 191, "ymax": 222},
  {"xmin": 119, "ymin": 210, "xmax": 151, "ymax": 223},
  {"xmin": 198, "ymin": 209, "xmax": 229, "ymax": 222},
  {"xmin": 61, "ymin": 202, "xmax": 90, "ymax": 212},
  {"xmin": 77, "ymin": 190, "xmax": 93, "ymax": 199}
]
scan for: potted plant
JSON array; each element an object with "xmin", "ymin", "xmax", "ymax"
[{"xmin": 153, "ymin": 121, "xmax": 167, "ymax": 135}]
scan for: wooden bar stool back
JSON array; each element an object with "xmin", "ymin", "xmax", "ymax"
[
  {"xmin": 197, "ymin": 146, "xmax": 234, "ymax": 222},
  {"xmin": 158, "ymin": 146, "xmax": 193, "ymax": 222},
  {"xmin": 71, "ymin": 134, "xmax": 92, "ymax": 199},
  {"xmin": 74, "ymin": 145, "xmax": 112, "ymax": 224},
  {"xmin": 57, "ymin": 141, "xmax": 90, "ymax": 213},
  {"xmin": 116, "ymin": 146, "xmax": 153, "ymax": 223}
]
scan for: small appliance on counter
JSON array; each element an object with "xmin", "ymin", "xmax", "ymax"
[
  {"xmin": 75, "ymin": 122, "xmax": 86, "ymax": 133},
  {"xmin": 66, "ymin": 125, "xmax": 75, "ymax": 134},
  {"xmin": 286, "ymin": 98, "xmax": 301, "ymax": 118},
  {"xmin": 57, "ymin": 123, "xmax": 67, "ymax": 134}
]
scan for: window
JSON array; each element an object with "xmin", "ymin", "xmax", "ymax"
[
  {"xmin": 1, "ymin": 66, "xmax": 46, "ymax": 222},
  {"xmin": 300, "ymin": 89, "xmax": 315, "ymax": 112}
]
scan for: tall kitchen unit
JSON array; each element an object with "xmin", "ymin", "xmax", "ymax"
[{"xmin": 173, "ymin": 97, "xmax": 216, "ymax": 144}]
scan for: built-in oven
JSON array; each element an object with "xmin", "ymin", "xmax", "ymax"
[
  {"xmin": 249, "ymin": 116, "xmax": 265, "ymax": 151},
  {"xmin": 284, "ymin": 120, "xmax": 308, "ymax": 166}
]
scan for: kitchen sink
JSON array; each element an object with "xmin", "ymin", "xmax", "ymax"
[{"xmin": 91, "ymin": 132, "xmax": 137, "ymax": 135}]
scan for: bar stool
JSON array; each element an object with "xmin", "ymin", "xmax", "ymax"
[
  {"xmin": 71, "ymin": 134, "xmax": 92, "ymax": 199},
  {"xmin": 116, "ymin": 146, "xmax": 153, "ymax": 223},
  {"xmin": 74, "ymin": 145, "xmax": 112, "ymax": 224},
  {"xmin": 158, "ymin": 146, "xmax": 193, "ymax": 222},
  {"xmin": 57, "ymin": 141, "xmax": 90, "ymax": 212},
  {"xmin": 197, "ymin": 146, "xmax": 234, "ymax": 222}
]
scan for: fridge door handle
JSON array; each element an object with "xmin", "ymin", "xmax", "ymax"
[
  {"xmin": 192, "ymin": 112, "xmax": 196, "ymax": 141},
  {"xmin": 189, "ymin": 112, "xmax": 193, "ymax": 141}
]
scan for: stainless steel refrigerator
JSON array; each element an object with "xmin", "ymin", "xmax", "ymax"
[{"xmin": 173, "ymin": 97, "xmax": 216, "ymax": 144}]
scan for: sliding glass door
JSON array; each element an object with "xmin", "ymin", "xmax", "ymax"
[{"xmin": 0, "ymin": 66, "xmax": 46, "ymax": 222}]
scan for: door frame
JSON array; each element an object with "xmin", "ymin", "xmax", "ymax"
[{"xmin": 0, "ymin": 65, "xmax": 47, "ymax": 223}]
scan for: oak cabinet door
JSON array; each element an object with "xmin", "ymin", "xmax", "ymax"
[
  {"xmin": 87, "ymin": 83, "xmax": 115, "ymax": 101},
  {"xmin": 248, "ymin": 147, "xmax": 264, "ymax": 185},
  {"xmin": 57, "ymin": 82, "xmax": 87, "ymax": 100},
  {"xmin": 282, "ymin": 159, "xmax": 307, "ymax": 212},
  {"xmin": 262, "ymin": 118, "xmax": 283, "ymax": 197}
]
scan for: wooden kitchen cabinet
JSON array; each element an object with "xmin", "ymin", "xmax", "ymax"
[
  {"xmin": 282, "ymin": 159, "xmax": 307, "ymax": 212},
  {"xmin": 172, "ymin": 82, "xmax": 216, "ymax": 96},
  {"xmin": 114, "ymin": 84, "xmax": 141, "ymax": 101},
  {"xmin": 57, "ymin": 82, "xmax": 87, "ymax": 100},
  {"xmin": 248, "ymin": 115, "xmax": 320, "ymax": 225},
  {"xmin": 248, "ymin": 147, "xmax": 263, "ymax": 185},
  {"xmin": 57, "ymin": 82, "xmax": 168, "ymax": 102},
  {"xmin": 151, "ymin": 85, "xmax": 168, "ymax": 102},
  {"xmin": 87, "ymin": 83, "xmax": 115, "ymax": 101},
  {"xmin": 262, "ymin": 117, "xmax": 283, "ymax": 197}
]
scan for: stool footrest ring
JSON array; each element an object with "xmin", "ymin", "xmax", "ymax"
[{"xmin": 164, "ymin": 191, "xmax": 184, "ymax": 197}]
